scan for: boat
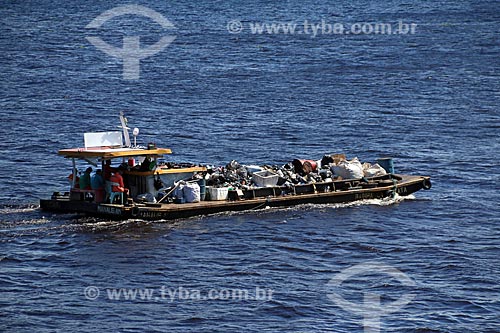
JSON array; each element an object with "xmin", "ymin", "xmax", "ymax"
[{"xmin": 40, "ymin": 113, "xmax": 432, "ymax": 220}]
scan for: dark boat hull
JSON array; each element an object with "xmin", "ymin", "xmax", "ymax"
[{"xmin": 40, "ymin": 174, "xmax": 431, "ymax": 221}]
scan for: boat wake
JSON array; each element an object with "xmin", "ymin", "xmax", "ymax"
[
  {"xmin": 0, "ymin": 204, "xmax": 46, "ymax": 226},
  {"xmin": 347, "ymin": 193, "xmax": 416, "ymax": 207},
  {"xmin": 264, "ymin": 193, "xmax": 416, "ymax": 212},
  {"xmin": 1, "ymin": 194, "xmax": 418, "ymax": 234},
  {"xmin": 178, "ymin": 193, "xmax": 418, "ymax": 221},
  {"xmin": 88, "ymin": 194, "xmax": 416, "ymax": 227}
]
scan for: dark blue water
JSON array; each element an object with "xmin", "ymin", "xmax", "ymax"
[{"xmin": 1, "ymin": 1, "xmax": 499, "ymax": 332}]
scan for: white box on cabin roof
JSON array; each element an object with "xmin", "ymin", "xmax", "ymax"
[{"xmin": 84, "ymin": 132, "xmax": 123, "ymax": 148}]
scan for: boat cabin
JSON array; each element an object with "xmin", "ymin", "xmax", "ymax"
[{"xmin": 59, "ymin": 120, "xmax": 205, "ymax": 204}]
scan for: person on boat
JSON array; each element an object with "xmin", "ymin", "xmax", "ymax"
[
  {"xmin": 91, "ymin": 169, "xmax": 105, "ymax": 203},
  {"xmin": 103, "ymin": 160, "xmax": 116, "ymax": 180},
  {"xmin": 79, "ymin": 167, "xmax": 92, "ymax": 190},
  {"xmin": 139, "ymin": 156, "xmax": 155, "ymax": 171},
  {"xmin": 68, "ymin": 170, "xmax": 79, "ymax": 188},
  {"xmin": 109, "ymin": 168, "xmax": 129, "ymax": 196},
  {"xmin": 91, "ymin": 169, "xmax": 104, "ymax": 190}
]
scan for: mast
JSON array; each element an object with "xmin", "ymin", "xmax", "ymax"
[{"xmin": 119, "ymin": 111, "xmax": 131, "ymax": 147}]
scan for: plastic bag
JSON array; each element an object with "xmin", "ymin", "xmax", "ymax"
[
  {"xmin": 363, "ymin": 163, "xmax": 387, "ymax": 177},
  {"xmin": 331, "ymin": 157, "xmax": 364, "ymax": 179},
  {"xmin": 183, "ymin": 182, "xmax": 200, "ymax": 203}
]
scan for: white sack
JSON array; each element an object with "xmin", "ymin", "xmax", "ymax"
[
  {"xmin": 331, "ymin": 157, "xmax": 364, "ymax": 179},
  {"xmin": 363, "ymin": 163, "xmax": 387, "ymax": 177},
  {"xmin": 183, "ymin": 182, "xmax": 200, "ymax": 203}
]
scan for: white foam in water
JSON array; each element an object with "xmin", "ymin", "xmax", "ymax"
[
  {"xmin": 282, "ymin": 193, "xmax": 417, "ymax": 211},
  {"xmin": 193, "ymin": 194, "xmax": 418, "ymax": 219},
  {"xmin": 0, "ymin": 205, "xmax": 40, "ymax": 214},
  {"xmin": 80, "ymin": 220, "xmax": 138, "ymax": 230},
  {"xmin": 355, "ymin": 193, "xmax": 416, "ymax": 207}
]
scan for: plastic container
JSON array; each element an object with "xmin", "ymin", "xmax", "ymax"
[
  {"xmin": 245, "ymin": 165, "xmax": 264, "ymax": 175},
  {"xmin": 197, "ymin": 178, "xmax": 206, "ymax": 201},
  {"xmin": 207, "ymin": 187, "xmax": 229, "ymax": 201},
  {"xmin": 252, "ymin": 170, "xmax": 279, "ymax": 187},
  {"xmin": 377, "ymin": 158, "xmax": 394, "ymax": 174}
]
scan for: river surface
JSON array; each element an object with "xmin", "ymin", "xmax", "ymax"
[{"xmin": 1, "ymin": 1, "xmax": 499, "ymax": 332}]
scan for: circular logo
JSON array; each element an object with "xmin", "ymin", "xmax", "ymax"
[
  {"xmin": 227, "ymin": 20, "xmax": 243, "ymax": 34},
  {"xmin": 84, "ymin": 286, "xmax": 100, "ymax": 300}
]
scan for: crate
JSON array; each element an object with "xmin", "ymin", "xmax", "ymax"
[
  {"xmin": 207, "ymin": 187, "xmax": 229, "ymax": 201},
  {"xmin": 252, "ymin": 170, "xmax": 279, "ymax": 188}
]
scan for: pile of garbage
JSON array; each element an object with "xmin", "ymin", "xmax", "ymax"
[
  {"xmin": 140, "ymin": 154, "xmax": 390, "ymax": 204},
  {"xmin": 205, "ymin": 154, "xmax": 388, "ymax": 190}
]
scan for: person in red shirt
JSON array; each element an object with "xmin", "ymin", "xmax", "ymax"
[{"xmin": 109, "ymin": 169, "xmax": 129, "ymax": 195}]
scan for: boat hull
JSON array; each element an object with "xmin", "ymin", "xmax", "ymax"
[{"xmin": 40, "ymin": 174, "xmax": 431, "ymax": 221}]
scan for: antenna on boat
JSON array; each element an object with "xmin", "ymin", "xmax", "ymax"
[
  {"xmin": 132, "ymin": 127, "xmax": 139, "ymax": 148},
  {"xmin": 118, "ymin": 111, "xmax": 131, "ymax": 147}
]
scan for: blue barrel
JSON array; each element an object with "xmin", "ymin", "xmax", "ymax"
[
  {"xmin": 377, "ymin": 158, "xmax": 394, "ymax": 174},
  {"xmin": 197, "ymin": 178, "xmax": 206, "ymax": 201}
]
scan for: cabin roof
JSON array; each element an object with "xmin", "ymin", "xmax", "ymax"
[{"xmin": 58, "ymin": 147, "xmax": 172, "ymax": 159}]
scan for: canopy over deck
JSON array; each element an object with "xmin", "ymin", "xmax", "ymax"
[{"xmin": 58, "ymin": 147, "xmax": 172, "ymax": 159}]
